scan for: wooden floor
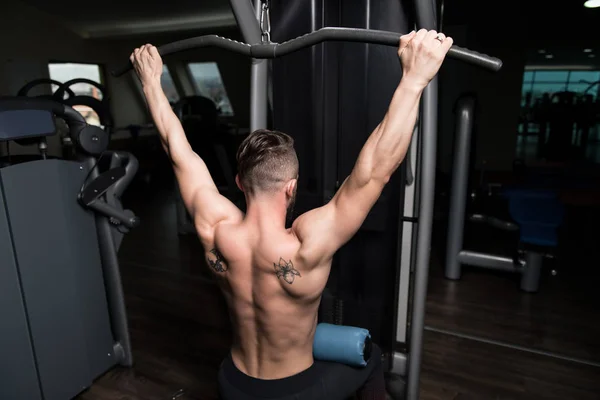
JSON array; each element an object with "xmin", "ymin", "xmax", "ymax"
[{"xmin": 77, "ymin": 182, "xmax": 600, "ymax": 400}]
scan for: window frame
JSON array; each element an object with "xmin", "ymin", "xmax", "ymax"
[
  {"xmin": 48, "ymin": 61, "xmax": 106, "ymax": 86},
  {"xmin": 185, "ymin": 61, "xmax": 235, "ymax": 117}
]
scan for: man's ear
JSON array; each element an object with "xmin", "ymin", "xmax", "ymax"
[
  {"xmin": 235, "ymin": 174, "xmax": 244, "ymax": 192},
  {"xmin": 285, "ymin": 179, "xmax": 297, "ymax": 197}
]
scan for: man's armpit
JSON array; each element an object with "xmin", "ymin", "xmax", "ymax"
[{"xmin": 207, "ymin": 248, "xmax": 228, "ymax": 273}]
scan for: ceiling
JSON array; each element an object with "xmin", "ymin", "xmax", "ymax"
[
  {"xmin": 526, "ymin": 48, "xmax": 599, "ymax": 69},
  {"xmin": 19, "ymin": 0, "xmax": 237, "ymax": 38},
  {"xmin": 18, "ymin": 0, "xmax": 600, "ymax": 67},
  {"xmin": 443, "ymin": 0, "xmax": 600, "ymax": 66}
]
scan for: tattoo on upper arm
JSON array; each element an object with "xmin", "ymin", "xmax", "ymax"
[
  {"xmin": 208, "ymin": 248, "xmax": 228, "ymax": 273},
  {"xmin": 274, "ymin": 257, "xmax": 301, "ymax": 284}
]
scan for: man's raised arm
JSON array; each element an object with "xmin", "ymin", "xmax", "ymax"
[
  {"xmin": 131, "ymin": 45, "xmax": 197, "ymax": 170},
  {"xmin": 131, "ymin": 44, "xmax": 241, "ymax": 239},
  {"xmin": 294, "ymin": 29, "xmax": 453, "ymax": 265}
]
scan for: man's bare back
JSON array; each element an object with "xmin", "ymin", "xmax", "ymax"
[
  {"xmin": 130, "ymin": 28, "xmax": 452, "ymax": 397},
  {"xmin": 207, "ymin": 219, "xmax": 331, "ymax": 379}
]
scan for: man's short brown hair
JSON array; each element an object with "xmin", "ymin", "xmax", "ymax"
[{"xmin": 236, "ymin": 129, "xmax": 299, "ymax": 194}]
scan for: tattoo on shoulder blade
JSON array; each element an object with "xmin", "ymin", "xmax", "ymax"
[
  {"xmin": 274, "ymin": 257, "xmax": 301, "ymax": 284},
  {"xmin": 208, "ymin": 248, "xmax": 228, "ymax": 273}
]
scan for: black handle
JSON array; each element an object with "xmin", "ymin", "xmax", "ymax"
[
  {"xmin": 112, "ymin": 27, "xmax": 502, "ymax": 77},
  {"xmin": 87, "ymin": 200, "xmax": 140, "ymax": 229},
  {"xmin": 107, "ymin": 151, "xmax": 139, "ymax": 198},
  {"xmin": 78, "ymin": 166, "xmax": 126, "ymax": 206}
]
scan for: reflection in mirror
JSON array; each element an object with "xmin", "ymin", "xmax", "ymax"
[{"xmin": 517, "ymin": 66, "xmax": 600, "ymax": 163}]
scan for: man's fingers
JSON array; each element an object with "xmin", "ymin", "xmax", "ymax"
[
  {"xmin": 410, "ymin": 28, "xmax": 429, "ymax": 47},
  {"xmin": 398, "ymin": 30, "xmax": 416, "ymax": 57},
  {"xmin": 440, "ymin": 36, "xmax": 454, "ymax": 54},
  {"xmin": 148, "ymin": 45, "xmax": 160, "ymax": 59},
  {"xmin": 424, "ymin": 30, "xmax": 439, "ymax": 44},
  {"xmin": 399, "ymin": 30, "xmax": 416, "ymax": 44}
]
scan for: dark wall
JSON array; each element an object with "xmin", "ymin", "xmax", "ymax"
[{"xmin": 437, "ymin": 24, "xmax": 526, "ymax": 174}]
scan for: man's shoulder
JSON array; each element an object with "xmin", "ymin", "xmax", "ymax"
[{"xmin": 290, "ymin": 204, "xmax": 334, "ymax": 241}]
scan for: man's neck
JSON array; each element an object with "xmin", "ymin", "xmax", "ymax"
[{"xmin": 245, "ymin": 194, "xmax": 288, "ymax": 231}]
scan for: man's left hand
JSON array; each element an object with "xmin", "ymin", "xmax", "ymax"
[{"xmin": 130, "ymin": 44, "xmax": 163, "ymax": 87}]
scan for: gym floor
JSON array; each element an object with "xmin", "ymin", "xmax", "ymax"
[{"xmin": 77, "ymin": 181, "xmax": 600, "ymax": 400}]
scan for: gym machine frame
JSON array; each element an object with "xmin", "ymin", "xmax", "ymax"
[
  {"xmin": 114, "ymin": 1, "xmax": 502, "ymax": 398},
  {"xmin": 0, "ymin": 98, "xmax": 138, "ymax": 400},
  {"xmin": 444, "ymin": 95, "xmax": 544, "ymax": 293}
]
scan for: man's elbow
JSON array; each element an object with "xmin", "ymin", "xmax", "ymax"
[{"xmin": 371, "ymin": 167, "xmax": 393, "ymax": 186}]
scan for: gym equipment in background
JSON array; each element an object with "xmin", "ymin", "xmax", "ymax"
[
  {"xmin": 18, "ymin": 78, "xmax": 112, "ymax": 130},
  {"xmin": 523, "ymin": 85, "xmax": 599, "ymax": 161},
  {"xmin": 54, "ymin": 78, "xmax": 114, "ymax": 132},
  {"xmin": 17, "ymin": 78, "xmax": 113, "ymax": 159},
  {"xmin": 445, "ymin": 94, "xmax": 564, "ymax": 292},
  {"xmin": 0, "ymin": 97, "xmax": 138, "ymax": 400},
  {"xmin": 112, "ymin": 0, "xmax": 502, "ymax": 398},
  {"xmin": 17, "ymin": 78, "xmax": 76, "ymax": 99},
  {"xmin": 15, "ymin": 79, "xmax": 77, "ymax": 150}
]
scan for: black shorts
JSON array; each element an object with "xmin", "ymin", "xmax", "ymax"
[{"xmin": 218, "ymin": 344, "xmax": 383, "ymax": 400}]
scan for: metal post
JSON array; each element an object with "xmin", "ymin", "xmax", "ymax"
[
  {"xmin": 520, "ymin": 252, "xmax": 542, "ymax": 292},
  {"xmin": 406, "ymin": 77, "xmax": 437, "ymax": 400},
  {"xmin": 395, "ymin": 125, "xmax": 419, "ymax": 345},
  {"xmin": 85, "ymin": 157, "xmax": 133, "ymax": 367},
  {"xmin": 457, "ymin": 250, "xmax": 516, "ymax": 272},
  {"xmin": 445, "ymin": 95, "xmax": 475, "ymax": 280},
  {"xmin": 407, "ymin": 1, "xmax": 439, "ymax": 397},
  {"xmin": 229, "ymin": 0, "xmax": 268, "ymax": 131},
  {"xmin": 229, "ymin": 0, "xmax": 262, "ymax": 43},
  {"xmin": 251, "ymin": 0, "xmax": 269, "ymax": 131}
]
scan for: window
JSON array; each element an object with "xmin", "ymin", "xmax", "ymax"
[
  {"xmin": 532, "ymin": 70, "xmax": 569, "ymax": 82},
  {"xmin": 517, "ymin": 68, "xmax": 600, "ymax": 160},
  {"xmin": 188, "ymin": 62, "xmax": 234, "ymax": 116},
  {"xmin": 567, "ymin": 71, "xmax": 600, "ymax": 85},
  {"xmin": 161, "ymin": 65, "xmax": 180, "ymax": 103},
  {"xmin": 521, "ymin": 69, "xmax": 600, "ymax": 105},
  {"xmin": 48, "ymin": 63, "xmax": 103, "ymax": 126}
]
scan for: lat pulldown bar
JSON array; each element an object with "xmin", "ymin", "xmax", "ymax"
[{"xmin": 112, "ymin": 27, "xmax": 502, "ymax": 77}]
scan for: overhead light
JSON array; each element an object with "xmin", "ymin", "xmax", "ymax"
[
  {"xmin": 545, "ymin": 54, "xmax": 554, "ymax": 59},
  {"xmin": 590, "ymin": 54, "xmax": 596, "ymax": 58},
  {"xmin": 584, "ymin": 0, "xmax": 600, "ymax": 8},
  {"xmin": 584, "ymin": 49, "xmax": 593, "ymax": 53},
  {"xmin": 538, "ymin": 49, "xmax": 546, "ymax": 54}
]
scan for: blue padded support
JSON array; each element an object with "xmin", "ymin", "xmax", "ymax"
[
  {"xmin": 313, "ymin": 323, "xmax": 371, "ymax": 367},
  {"xmin": 503, "ymin": 188, "xmax": 564, "ymax": 247}
]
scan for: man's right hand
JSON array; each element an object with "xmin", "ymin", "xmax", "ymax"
[{"xmin": 398, "ymin": 29, "xmax": 453, "ymax": 89}]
